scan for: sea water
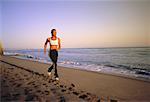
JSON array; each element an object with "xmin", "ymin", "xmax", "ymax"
[{"xmin": 4, "ymin": 47, "xmax": 150, "ymax": 80}]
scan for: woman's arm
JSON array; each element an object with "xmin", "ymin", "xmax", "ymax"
[
  {"xmin": 44, "ymin": 38, "xmax": 49, "ymax": 54},
  {"xmin": 58, "ymin": 38, "xmax": 61, "ymax": 50}
]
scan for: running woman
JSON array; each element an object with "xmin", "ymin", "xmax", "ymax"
[{"xmin": 44, "ymin": 29, "xmax": 61, "ymax": 80}]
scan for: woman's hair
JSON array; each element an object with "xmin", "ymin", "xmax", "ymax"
[{"xmin": 51, "ymin": 29, "xmax": 56, "ymax": 36}]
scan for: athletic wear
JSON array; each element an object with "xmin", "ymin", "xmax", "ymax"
[
  {"xmin": 48, "ymin": 72, "xmax": 51, "ymax": 76},
  {"xmin": 55, "ymin": 77, "xmax": 59, "ymax": 81},
  {"xmin": 48, "ymin": 49, "xmax": 59, "ymax": 77},
  {"xmin": 49, "ymin": 49, "xmax": 58, "ymax": 62},
  {"xmin": 49, "ymin": 37, "xmax": 59, "ymax": 46}
]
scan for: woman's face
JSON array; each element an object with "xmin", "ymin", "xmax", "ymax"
[{"xmin": 53, "ymin": 30, "xmax": 57, "ymax": 36}]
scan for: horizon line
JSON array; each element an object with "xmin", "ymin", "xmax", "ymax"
[{"xmin": 3, "ymin": 46, "xmax": 150, "ymax": 50}]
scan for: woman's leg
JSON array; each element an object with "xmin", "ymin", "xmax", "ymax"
[
  {"xmin": 53, "ymin": 50, "xmax": 58, "ymax": 78},
  {"xmin": 48, "ymin": 62, "xmax": 54, "ymax": 72},
  {"xmin": 48, "ymin": 51, "xmax": 54, "ymax": 73},
  {"xmin": 54, "ymin": 62, "xmax": 58, "ymax": 77},
  {"xmin": 50, "ymin": 50, "xmax": 59, "ymax": 78}
]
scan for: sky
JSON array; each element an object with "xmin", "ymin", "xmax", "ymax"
[{"xmin": 1, "ymin": 0, "xmax": 150, "ymax": 49}]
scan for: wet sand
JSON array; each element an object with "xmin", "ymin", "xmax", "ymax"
[{"xmin": 1, "ymin": 55, "xmax": 150, "ymax": 102}]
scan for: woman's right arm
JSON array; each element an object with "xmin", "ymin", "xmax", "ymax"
[{"xmin": 44, "ymin": 38, "xmax": 49, "ymax": 55}]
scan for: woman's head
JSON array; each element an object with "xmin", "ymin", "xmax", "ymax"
[{"xmin": 51, "ymin": 29, "xmax": 57, "ymax": 36}]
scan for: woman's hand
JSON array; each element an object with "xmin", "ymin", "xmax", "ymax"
[
  {"xmin": 44, "ymin": 49, "xmax": 46, "ymax": 55},
  {"xmin": 44, "ymin": 45, "xmax": 47, "ymax": 55},
  {"xmin": 56, "ymin": 47, "xmax": 61, "ymax": 51}
]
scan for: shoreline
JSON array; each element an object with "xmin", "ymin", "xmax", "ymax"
[
  {"xmin": 3, "ymin": 48, "xmax": 150, "ymax": 82},
  {"xmin": 5, "ymin": 55, "xmax": 150, "ymax": 83},
  {"xmin": 1, "ymin": 55, "xmax": 150, "ymax": 101}
]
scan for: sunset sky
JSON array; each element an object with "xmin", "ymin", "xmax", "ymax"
[{"xmin": 1, "ymin": 0, "xmax": 150, "ymax": 49}]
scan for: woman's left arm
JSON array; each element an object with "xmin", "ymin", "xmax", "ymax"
[{"xmin": 58, "ymin": 38, "xmax": 61, "ymax": 50}]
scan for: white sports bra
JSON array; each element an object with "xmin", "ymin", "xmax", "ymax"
[{"xmin": 49, "ymin": 37, "xmax": 59, "ymax": 46}]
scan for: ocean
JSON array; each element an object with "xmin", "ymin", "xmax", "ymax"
[{"xmin": 4, "ymin": 47, "xmax": 150, "ymax": 80}]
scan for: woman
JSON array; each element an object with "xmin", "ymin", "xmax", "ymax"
[{"xmin": 44, "ymin": 29, "xmax": 61, "ymax": 80}]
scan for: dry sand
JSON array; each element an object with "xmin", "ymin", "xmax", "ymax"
[{"xmin": 0, "ymin": 55, "xmax": 150, "ymax": 102}]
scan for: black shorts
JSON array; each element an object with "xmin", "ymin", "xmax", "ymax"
[{"xmin": 49, "ymin": 49, "xmax": 58, "ymax": 63}]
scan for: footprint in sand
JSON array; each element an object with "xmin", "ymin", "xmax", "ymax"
[
  {"xmin": 59, "ymin": 85, "xmax": 64, "ymax": 88},
  {"xmin": 72, "ymin": 91, "xmax": 79, "ymax": 96},
  {"xmin": 61, "ymin": 89, "xmax": 66, "ymax": 92},
  {"xmin": 16, "ymin": 83, "xmax": 22, "ymax": 87},
  {"xmin": 59, "ymin": 96, "xmax": 66, "ymax": 102},
  {"xmin": 110, "ymin": 99, "xmax": 118, "ymax": 102},
  {"xmin": 34, "ymin": 85, "xmax": 38, "ymax": 88},
  {"xmin": 25, "ymin": 94, "xmax": 37, "ymax": 101},
  {"xmin": 24, "ymin": 89, "xmax": 30, "ymax": 95},
  {"xmin": 44, "ymin": 90, "xmax": 50, "ymax": 95},
  {"xmin": 79, "ymin": 94, "xmax": 88, "ymax": 100},
  {"xmin": 71, "ymin": 83, "xmax": 75, "ymax": 87},
  {"xmin": 68, "ymin": 87, "xmax": 73, "ymax": 91}
]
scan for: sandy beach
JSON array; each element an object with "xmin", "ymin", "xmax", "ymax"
[{"xmin": 1, "ymin": 55, "xmax": 150, "ymax": 102}]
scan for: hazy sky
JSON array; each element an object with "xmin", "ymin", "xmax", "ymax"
[{"xmin": 1, "ymin": 0, "xmax": 150, "ymax": 49}]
